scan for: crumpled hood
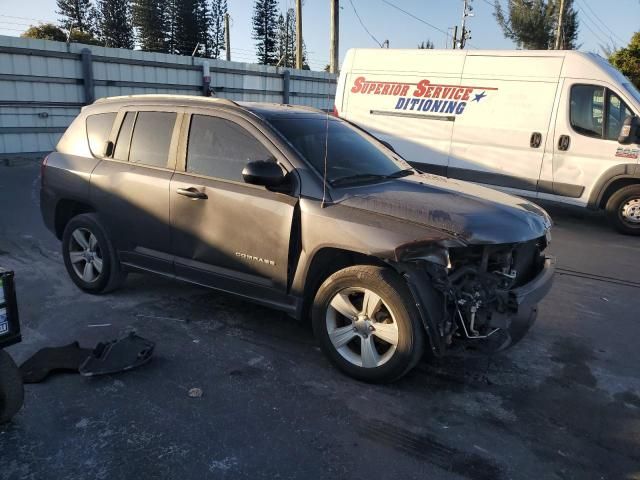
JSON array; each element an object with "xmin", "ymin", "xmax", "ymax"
[{"xmin": 332, "ymin": 173, "xmax": 551, "ymax": 244}]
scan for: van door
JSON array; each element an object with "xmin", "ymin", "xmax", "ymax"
[
  {"xmin": 447, "ymin": 55, "xmax": 563, "ymax": 197},
  {"xmin": 448, "ymin": 79, "xmax": 558, "ymax": 197},
  {"xmin": 540, "ymin": 80, "xmax": 639, "ymax": 206}
]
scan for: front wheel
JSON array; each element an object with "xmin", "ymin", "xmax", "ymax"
[
  {"xmin": 312, "ymin": 265, "xmax": 425, "ymax": 383},
  {"xmin": 606, "ymin": 185, "xmax": 640, "ymax": 235}
]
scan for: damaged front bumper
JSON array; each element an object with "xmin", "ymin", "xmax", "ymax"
[{"xmin": 398, "ymin": 252, "xmax": 555, "ymax": 357}]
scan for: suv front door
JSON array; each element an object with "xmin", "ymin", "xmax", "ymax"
[{"xmin": 170, "ymin": 110, "xmax": 298, "ymax": 310}]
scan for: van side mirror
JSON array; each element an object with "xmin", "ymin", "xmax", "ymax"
[
  {"xmin": 242, "ymin": 160, "xmax": 286, "ymax": 188},
  {"xmin": 618, "ymin": 115, "xmax": 639, "ymax": 145},
  {"xmin": 103, "ymin": 140, "xmax": 114, "ymax": 157}
]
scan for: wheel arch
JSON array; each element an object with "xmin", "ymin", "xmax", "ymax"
[
  {"xmin": 297, "ymin": 247, "xmax": 388, "ymax": 323},
  {"xmin": 588, "ymin": 163, "xmax": 640, "ymax": 209},
  {"xmin": 54, "ymin": 199, "xmax": 96, "ymax": 239}
]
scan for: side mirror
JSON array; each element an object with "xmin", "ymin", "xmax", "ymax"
[
  {"xmin": 103, "ymin": 140, "xmax": 114, "ymax": 157},
  {"xmin": 242, "ymin": 160, "xmax": 286, "ymax": 187},
  {"xmin": 618, "ymin": 115, "xmax": 639, "ymax": 145},
  {"xmin": 380, "ymin": 139, "xmax": 397, "ymax": 154}
]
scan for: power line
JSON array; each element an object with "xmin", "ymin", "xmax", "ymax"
[
  {"xmin": 380, "ymin": 0, "xmax": 462, "ymax": 44},
  {"xmin": 576, "ymin": 0, "xmax": 625, "ymax": 45},
  {"xmin": 575, "ymin": 6, "xmax": 610, "ymax": 47},
  {"xmin": 347, "ymin": 0, "xmax": 383, "ymax": 47}
]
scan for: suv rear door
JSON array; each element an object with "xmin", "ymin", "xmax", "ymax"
[
  {"xmin": 170, "ymin": 109, "xmax": 298, "ymax": 310},
  {"xmin": 90, "ymin": 106, "xmax": 183, "ymax": 273}
]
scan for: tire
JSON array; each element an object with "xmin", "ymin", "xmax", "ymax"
[
  {"xmin": 62, "ymin": 213, "xmax": 127, "ymax": 294},
  {"xmin": 312, "ymin": 265, "xmax": 425, "ymax": 383},
  {"xmin": 0, "ymin": 350, "xmax": 24, "ymax": 424},
  {"xmin": 606, "ymin": 184, "xmax": 640, "ymax": 235}
]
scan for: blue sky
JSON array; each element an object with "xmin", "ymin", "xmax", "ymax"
[{"xmin": 0, "ymin": 0, "xmax": 638, "ymax": 70}]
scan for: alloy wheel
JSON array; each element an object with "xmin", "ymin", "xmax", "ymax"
[
  {"xmin": 68, "ymin": 227, "xmax": 103, "ymax": 283},
  {"xmin": 325, "ymin": 287, "xmax": 399, "ymax": 368}
]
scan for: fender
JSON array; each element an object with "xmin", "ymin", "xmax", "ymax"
[{"xmin": 588, "ymin": 163, "xmax": 640, "ymax": 209}]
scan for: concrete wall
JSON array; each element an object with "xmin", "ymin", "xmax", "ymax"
[{"xmin": 0, "ymin": 35, "xmax": 337, "ymax": 159}]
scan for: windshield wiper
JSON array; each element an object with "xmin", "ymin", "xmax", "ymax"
[{"xmin": 330, "ymin": 169, "xmax": 414, "ymax": 187}]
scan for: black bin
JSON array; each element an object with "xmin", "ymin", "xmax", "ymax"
[{"xmin": 0, "ymin": 268, "xmax": 24, "ymax": 423}]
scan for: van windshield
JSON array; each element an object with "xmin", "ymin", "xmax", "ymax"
[
  {"xmin": 270, "ymin": 116, "xmax": 411, "ymax": 186},
  {"xmin": 623, "ymin": 83, "xmax": 640, "ymax": 107}
]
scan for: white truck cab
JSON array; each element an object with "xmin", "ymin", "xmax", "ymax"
[{"xmin": 335, "ymin": 49, "xmax": 640, "ymax": 234}]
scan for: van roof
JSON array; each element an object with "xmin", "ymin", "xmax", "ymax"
[{"xmin": 342, "ymin": 49, "xmax": 628, "ymax": 88}]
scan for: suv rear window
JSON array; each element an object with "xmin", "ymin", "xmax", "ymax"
[
  {"xmin": 129, "ymin": 112, "xmax": 176, "ymax": 168},
  {"xmin": 86, "ymin": 113, "xmax": 116, "ymax": 157}
]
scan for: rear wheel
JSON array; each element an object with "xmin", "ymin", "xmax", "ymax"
[
  {"xmin": 606, "ymin": 184, "xmax": 640, "ymax": 235},
  {"xmin": 312, "ymin": 265, "xmax": 425, "ymax": 383},
  {"xmin": 62, "ymin": 214, "xmax": 126, "ymax": 294},
  {"xmin": 0, "ymin": 350, "xmax": 24, "ymax": 424}
]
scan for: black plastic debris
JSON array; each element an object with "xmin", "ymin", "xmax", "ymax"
[
  {"xmin": 80, "ymin": 332, "xmax": 154, "ymax": 377},
  {"xmin": 20, "ymin": 332, "xmax": 155, "ymax": 383}
]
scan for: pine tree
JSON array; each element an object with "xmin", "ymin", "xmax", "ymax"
[
  {"xmin": 195, "ymin": 0, "xmax": 211, "ymax": 56},
  {"xmin": 210, "ymin": 0, "xmax": 227, "ymax": 59},
  {"xmin": 175, "ymin": 0, "xmax": 199, "ymax": 55},
  {"xmin": 494, "ymin": 0, "xmax": 579, "ymax": 50},
  {"xmin": 252, "ymin": 0, "xmax": 278, "ymax": 65},
  {"xmin": 165, "ymin": 0, "xmax": 178, "ymax": 53},
  {"xmin": 97, "ymin": 0, "xmax": 134, "ymax": 49},
  {"xmin": 132, "ymin": 0, "xmax": 167, "ymax": 52},
  {"xmin": 275, "ymin": 8, "xmax": 297, "ymax": 67},
  {"xmin": 57, "ymin": 0, "xmax": 97, "ymax": 35}
]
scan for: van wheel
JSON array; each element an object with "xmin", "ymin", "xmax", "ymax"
[
  {"xmin": 312, "ymin": 265, "xmax": 425, "ymax": 383},
  {"xmin": 0, "ymin": 350, "xmax": 24, "ymax": 424},
  {"xmin": 606, "ymin": 185, "xmax": 640, "ymax": 235},
  {"xmin": 62, "ymin": 214, "xmax": 126, "ymax": 294}
]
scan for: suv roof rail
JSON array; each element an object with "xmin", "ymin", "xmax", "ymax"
[{"xmin": 93, "ymin": 94, "xmax": 239, "ymax": 107}]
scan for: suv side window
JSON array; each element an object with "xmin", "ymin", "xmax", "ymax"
[
  {"xmin": 570, "ymin": 85, "xmax": 604, "ymax": 138},
  {"xmin": 129, "ymin": 112, "xmax": 177, "ymax": 168},
  {"xmin": 186, "ymin": 115, "xmax": 272, "ymax": 182},
  {"xmin": 86, "ymin": 112, "xmax": 116, "ymax": 157},
  {"xmin": 113, "ymin": 112, "xmax": 136, "ymax": 161},
  {"xmin": 605, "ymin": 91, "xmax": 633, "ymax": 141}
]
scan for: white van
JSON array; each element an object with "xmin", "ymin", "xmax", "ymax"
[{"xmin": 335, "ymin": 49, "xmax": 640, "ymax": 234}]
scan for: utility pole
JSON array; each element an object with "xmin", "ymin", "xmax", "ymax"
[
  {"xmin": 329, "ymin": 0, "xmax": 339, "ymax": 74},
  {"xmin": 224, "ymin": 13, "xmax": 231, "ymax": 61},
  {"xmin": 452, "ymin": 25, "xmax": 458, "ymax": 49},
  {"xmin": 296, "ymin": 0, "xmax": 303, "ymax": 69},
  {"xmin": 555, "ymin": 0, "xmax": 566, "ymax": 50},
  {"xmin": 459, "ymin": 0, "xmax": 473, "ymax": 49}
]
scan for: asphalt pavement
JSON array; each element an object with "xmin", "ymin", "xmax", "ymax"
[{"xmin": 1, "ymin": 161, "xmax": 639, "ymax": 480}]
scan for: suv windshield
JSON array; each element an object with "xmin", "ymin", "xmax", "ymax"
[{"xmin": 269, "ymin": 116, "xmax": 411, "ymax": 185}]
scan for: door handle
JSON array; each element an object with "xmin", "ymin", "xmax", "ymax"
[
  {"xmin": 176, "ymin": 187, "xmax": 208, "ymax": 200},
  {"xmin": 530, "ymin": 132, "xmax": 542, "ymax": 148},
  {"xmin": 558, "ymin": 135, "xmax": 571, "ymax": 151}
]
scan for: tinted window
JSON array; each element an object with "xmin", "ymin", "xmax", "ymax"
[
  {"xmin": 570, "ymin": 85, "xmax": 604, "ymax": 138},
  {"xmin": 129, "ymin": 112, "xmax": 176, "ymax": 168},
  {"xmin": 86, "ymin": 113, "xmax": 116, "ymax": 156},
  {"xmin": 270, "ymin": 116, "xmax": 406, "ymax": 184},
  {"xmin": 187, "ymin": 115, "xmax": 272, "ymax": 181},
  {"xmin": 114, "ymin": 112, "xmax": 135, "ymax": 161},
  {"xmin": 606, "ymin": 92, "xmax": 633, "ymax": 141}
]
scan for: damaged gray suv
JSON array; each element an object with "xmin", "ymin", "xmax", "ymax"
[{"xmin": 40, "ymin": 95, "xmax": 554, "ymax": 383}]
